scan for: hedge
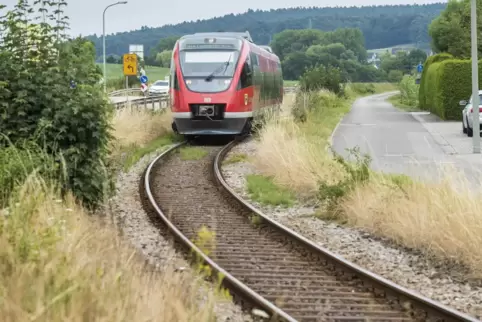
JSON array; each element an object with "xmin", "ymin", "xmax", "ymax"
[
  {"xmin": 422, "ymin": 58, "xmax": 482, "ymax": 120},
  {"xmin": 418, "ymin": 53, "xmax": 453, "ymax": 111}
]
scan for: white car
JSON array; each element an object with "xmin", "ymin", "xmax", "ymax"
[
  {"xmin": 461, "ymin": 90, "xmax": 482, "ymax": 137},
  {"xmin": 148, "ymin": 80, "xmax": 169, "ymax": 96}
]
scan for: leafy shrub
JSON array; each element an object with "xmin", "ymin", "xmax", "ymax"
[
  {"xmin": 349, "ymin": 83, "xmax": 376, "ymax": 95},
  {"xmin": 291, "ymin": 90, "xmax": 339, "ymax": 122},
  {"xmin": 418, "ymin": 53, "xmax": 453, "ymax": 110},
  {"xmin": 387, "ymin": 70, "xmax": 403, "ymax": 83},
  {"xmin": 0, "ymin": 1, "xmax": 112, "ymax": 208},
  {"xmin": 299, "ymin": 65, "xmax": 343, "ymax": 95},
  {"xmin": 399, "ymin": 75, "xmax": 419, "ymax": 107},
  {"xmin": 421, "ymin": 57, "xmax": 482, "ymax": 120}
]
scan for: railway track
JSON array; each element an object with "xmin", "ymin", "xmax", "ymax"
[{"xmin": 142, "ymin": 137, "xmax": 479, "ymax": 322}]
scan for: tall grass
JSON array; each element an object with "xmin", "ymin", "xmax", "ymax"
[
  {"xmin": 0, "ymin": 108, "xmax": 219, "ymax": 321},
  {"xmin": 254, "ymin": 86, "xmax": 482, "ymax": 276},
  {"xmin": 0, "ymin": 175, "xmax": 216, "ymax": 322}
]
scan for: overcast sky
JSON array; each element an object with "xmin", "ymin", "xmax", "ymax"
[{"xmin": 2, "ymin": 0, "xmax": 447, "ymax": 37}]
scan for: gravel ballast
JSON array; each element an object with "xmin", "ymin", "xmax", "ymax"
[
  {"xmin": 221, "ymin": 138, "xmax": 482, "ymax": 320},
  {"xmin": 109, "ymin": 146, "xmax": 254, "ymax": 322}
]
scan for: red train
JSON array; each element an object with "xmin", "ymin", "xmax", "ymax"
[{"xmin": 169, "ymin": 31, "xmax": 283, "ymax": 137}]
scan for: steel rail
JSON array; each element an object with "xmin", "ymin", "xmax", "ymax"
[
  {"xmin": 143, "ymin": 140, "xmax": 297, "ymax": 322},
  {"xmin": 214, "ymin": 139, "xmax": 480, "ymax": 322},
  {"xmin": 143, "ymin": 137, "xmax": 478, "ymax": 322}
]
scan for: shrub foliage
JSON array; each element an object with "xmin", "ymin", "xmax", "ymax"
[
  {"xmin": 0, "ymin": 1, "xmax": 113, "ymax": 208},
  {"xmin": 418, "ymin": 53, "xmax": 453, "ymax": 111},
  {"xmin": 419, "ymin": 56, "xmax": 482, "ymax": 120}
]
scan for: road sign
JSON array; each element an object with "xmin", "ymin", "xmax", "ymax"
[
  {"xmin": 417, "ymin": 64, "xmax": 423, "ymax": 73},
  {"xmin": 141, "ymin": 83, "xmax": 148, "ymax": 92},
  {"xmin": 140, "ymin": 75, "xmax": 148, "ymax": 84},
  {"xmin": 123, "ymin": 53, "xmax": 137, "ymax": 76}
]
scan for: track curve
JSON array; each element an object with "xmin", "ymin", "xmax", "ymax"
[{"xmin": 143, "ymin": 138, "xmax": 479, "ymax": 322}]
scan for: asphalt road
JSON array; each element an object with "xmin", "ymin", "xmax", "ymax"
[{"xmin": 331, "ymin": 92, "xmax": 482, "ymax": 187}]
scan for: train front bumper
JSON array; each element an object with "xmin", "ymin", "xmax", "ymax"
[{"xmin": 173, "ymin": 117, "xmax": 248, "ymax": 135}]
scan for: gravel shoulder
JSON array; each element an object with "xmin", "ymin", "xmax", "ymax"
[
  {"xmin": 221, "ymin": 137, "xmax": 482, "ymax": 320},
  {"xmin": 109, "ymin": 145, "xmax": 253, "ymax": 322}
]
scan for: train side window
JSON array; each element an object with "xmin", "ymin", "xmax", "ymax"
[
  {"xmin": 170, "ymin": 60, "xmax": 179, "ymax": 90},
  {"xmin": 239, "ymin": 61, "xmax": 253, "ymax": 88},
  {"xmin": 250, "ymin": 52, "xmax": 259, "ymax": 67}
]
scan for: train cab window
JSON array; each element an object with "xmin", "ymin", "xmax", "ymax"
[
  {"xmin": 250, "ymin": 52, "xmax": 259, "ymax": 68},
  {"xmin": 170, "ymin": 58, "xmax": 179, "ymax": 90},
  {"xmin": 239, "ymin": 54, "xmax": 253, "ymax": 89}
]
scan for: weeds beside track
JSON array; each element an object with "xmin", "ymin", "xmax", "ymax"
[{"xmin": 142, "ymin": 137, "xmax": 477, "ymax": 322}]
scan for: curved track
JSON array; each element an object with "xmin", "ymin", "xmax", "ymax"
[{"xmin": 142, "ymin": 138, "xmax": 479, "ymax": 322}]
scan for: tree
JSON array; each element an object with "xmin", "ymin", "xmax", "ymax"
[
  {"xmin": 86, "ymin": 4, "xmax": 447, "ymax": 58},
  {"xmin": 156, "ymin": 50, "xmax": 172, "ymax": 67},
  {"xmin": 428, "ymin": 0, "xmax": 482, "ymax": 58},
  {"xmin": 0, "ymin": 1, "xmax": 112, "ymax": 208}
]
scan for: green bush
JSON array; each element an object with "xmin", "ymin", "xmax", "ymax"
[
  {"xmin": 399, "ymin": 75, "xmax": 419, "ymax": 107},
  {"xmin": 433, "ymin": 59, "xmax": 482, "ymax": 120},
  {"xmin": 418, "ymin": 53, "xmax": 453, "ymax": 110},
  {"xmin": 0, "ymin": 2, "xmax": 112, "ymax": 208},
  {"xmin": 299, "ymin": 65, "xmax": 343, "ymax": 95},
  {"xmin": 421, "ymin": 57, "xmax": 482, "ymax": 120},
  {"xmin": 349, "ymin": 83, "xmax": 376, "ymax": 95},
  {"xmin": 387, "ymin": 70, "xmax": 403, "ymax": 83}
]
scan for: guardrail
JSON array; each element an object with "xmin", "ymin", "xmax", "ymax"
[
  {"xmin": 109, "ymin": 88, "xmax": 143, "ymax": 97},
  {"xmin": 111, "ymin": 87, "xmax": 298, "ymax": 110},
  {"xmin": 112, "ymin": 93, "xmax": 169, "ymax": 110}
]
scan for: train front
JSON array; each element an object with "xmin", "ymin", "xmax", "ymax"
[{"xmin": 170, "ymin": 35, "xmax": 251, "ymax": 136}]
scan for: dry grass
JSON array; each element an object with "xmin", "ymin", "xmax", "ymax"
[
  {"xmin": 0, "ymin": 176, "xmax": 217, "ymax": 322},
  {"xmin": 111, "ymin": 107, "xmax": 172, "ymax": 148},
  {"xmin": 252, "ymin": 115, "xmax": 345, "ymax": 195},
  {"xmin": 0, "ymin": 106, "xmax": 223, "ymax": 321},
  {"xmin": 253, "ymin": 86, "xmax": 482, "ymax": 275}
]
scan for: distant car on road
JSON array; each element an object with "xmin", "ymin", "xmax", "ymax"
[
  {"xmin": 460, "ymin": 90, "xmax": 482, "ymax": 137},
  {"xmin": 148, "ymin": 80, "xmax": 169, "ymax": 96}
]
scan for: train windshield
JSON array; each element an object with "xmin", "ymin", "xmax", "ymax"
[{"xmin": 179, "ymin": 50, "xmax": 239, "ymax": 78}]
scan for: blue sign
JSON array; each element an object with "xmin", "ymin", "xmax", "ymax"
[
  {"xmin": 417, "ymin": 64, "xmax": 423, "ymax": 73},
  {"xmin": 140, "ymin": 75, "xmax": 148, "ymax": 84}
]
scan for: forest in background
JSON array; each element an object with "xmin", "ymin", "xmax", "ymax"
[{"xmin": 88, "ymin": 3, "xmax": 447, "ymax": 60}]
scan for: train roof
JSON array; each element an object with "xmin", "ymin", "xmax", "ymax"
[
  {"xmin": 259, "ymin": 45, "xmax": 273, "ymax": 53},
  {"xmin": 181, "ymin": 31, "xmax": 253, "ymax": 42}
]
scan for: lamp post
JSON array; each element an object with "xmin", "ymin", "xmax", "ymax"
[
  {"xmin": 103, "ymin": 1, "xmax": 128, "ymax": 93},
  {"xmin": 471, "ymin": 0, "xmax": 480, "ymax": 153}
]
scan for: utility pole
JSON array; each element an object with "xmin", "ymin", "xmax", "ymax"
[
  {"xmin": 471, "ymin": 0, "xmax": 480, "ymax": 153},
  {"xmin": 103, "ymin": 1, "xmax": 128, "ymax": 93}
]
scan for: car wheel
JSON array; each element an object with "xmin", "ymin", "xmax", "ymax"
[
  {"xmin": 468, "ymin": 124, "xmax": 474, "ymax": 137},
  {"xmin": 463, "ymin": 116, "xmax": 468, "ymax": 134}
]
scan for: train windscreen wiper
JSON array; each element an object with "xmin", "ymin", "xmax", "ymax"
[{"xmin": 205, "ymin": 53, "xmax": 233, "ymax": 82}]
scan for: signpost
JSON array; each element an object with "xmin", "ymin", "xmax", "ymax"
[
  {"xmin": 417, "ymin": 63, "xmax": 423, "ymax": 73},
  {"xmin": 123, "ymin": 53, "xmax": 137, "ymax": 76},
  {"xmin": 123, "ymin": 53, "xmax": 138, "ymax": 103},
  {"xmin": 140, "ymin": 75, "xmax": 148, "ymax": 84},
  {"xmin": 141, "ymin": 83, "xmax": 148, "ymax": 93}
]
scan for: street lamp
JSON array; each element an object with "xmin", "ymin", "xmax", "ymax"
[
  {"xmin": 471, "ymin": 0, "xmax": 480, "ymax": 153},
  {"xmin": 103, "ymin": 1, "xmax": 128, "ymax": 93}
]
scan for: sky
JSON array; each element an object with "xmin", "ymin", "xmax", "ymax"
[{"xmin": 2, "ymin": 0, "xmax": 447, "ymax": 37}]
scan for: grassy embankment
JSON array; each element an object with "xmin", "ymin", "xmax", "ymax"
[
  {"xmin": 239, "ymin": 82, "xmax": 482, "ymax": 276},
  {"xmin": 0, "ymin": 106, "xmax": 225, "ymax": 321}
]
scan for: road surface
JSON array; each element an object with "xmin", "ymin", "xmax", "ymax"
[{"xmin": 331, "ymin": 92, "xmax": 482, "ymax": 187}]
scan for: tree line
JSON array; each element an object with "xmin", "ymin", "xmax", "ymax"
[{"xmin": 89, "ymin": 3, "xmax": 446, "ymax": 60}]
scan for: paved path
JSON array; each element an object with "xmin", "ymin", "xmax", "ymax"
[{"xmin": 331, "ymin": 92, "xmax": 482, "ymax": 187}]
